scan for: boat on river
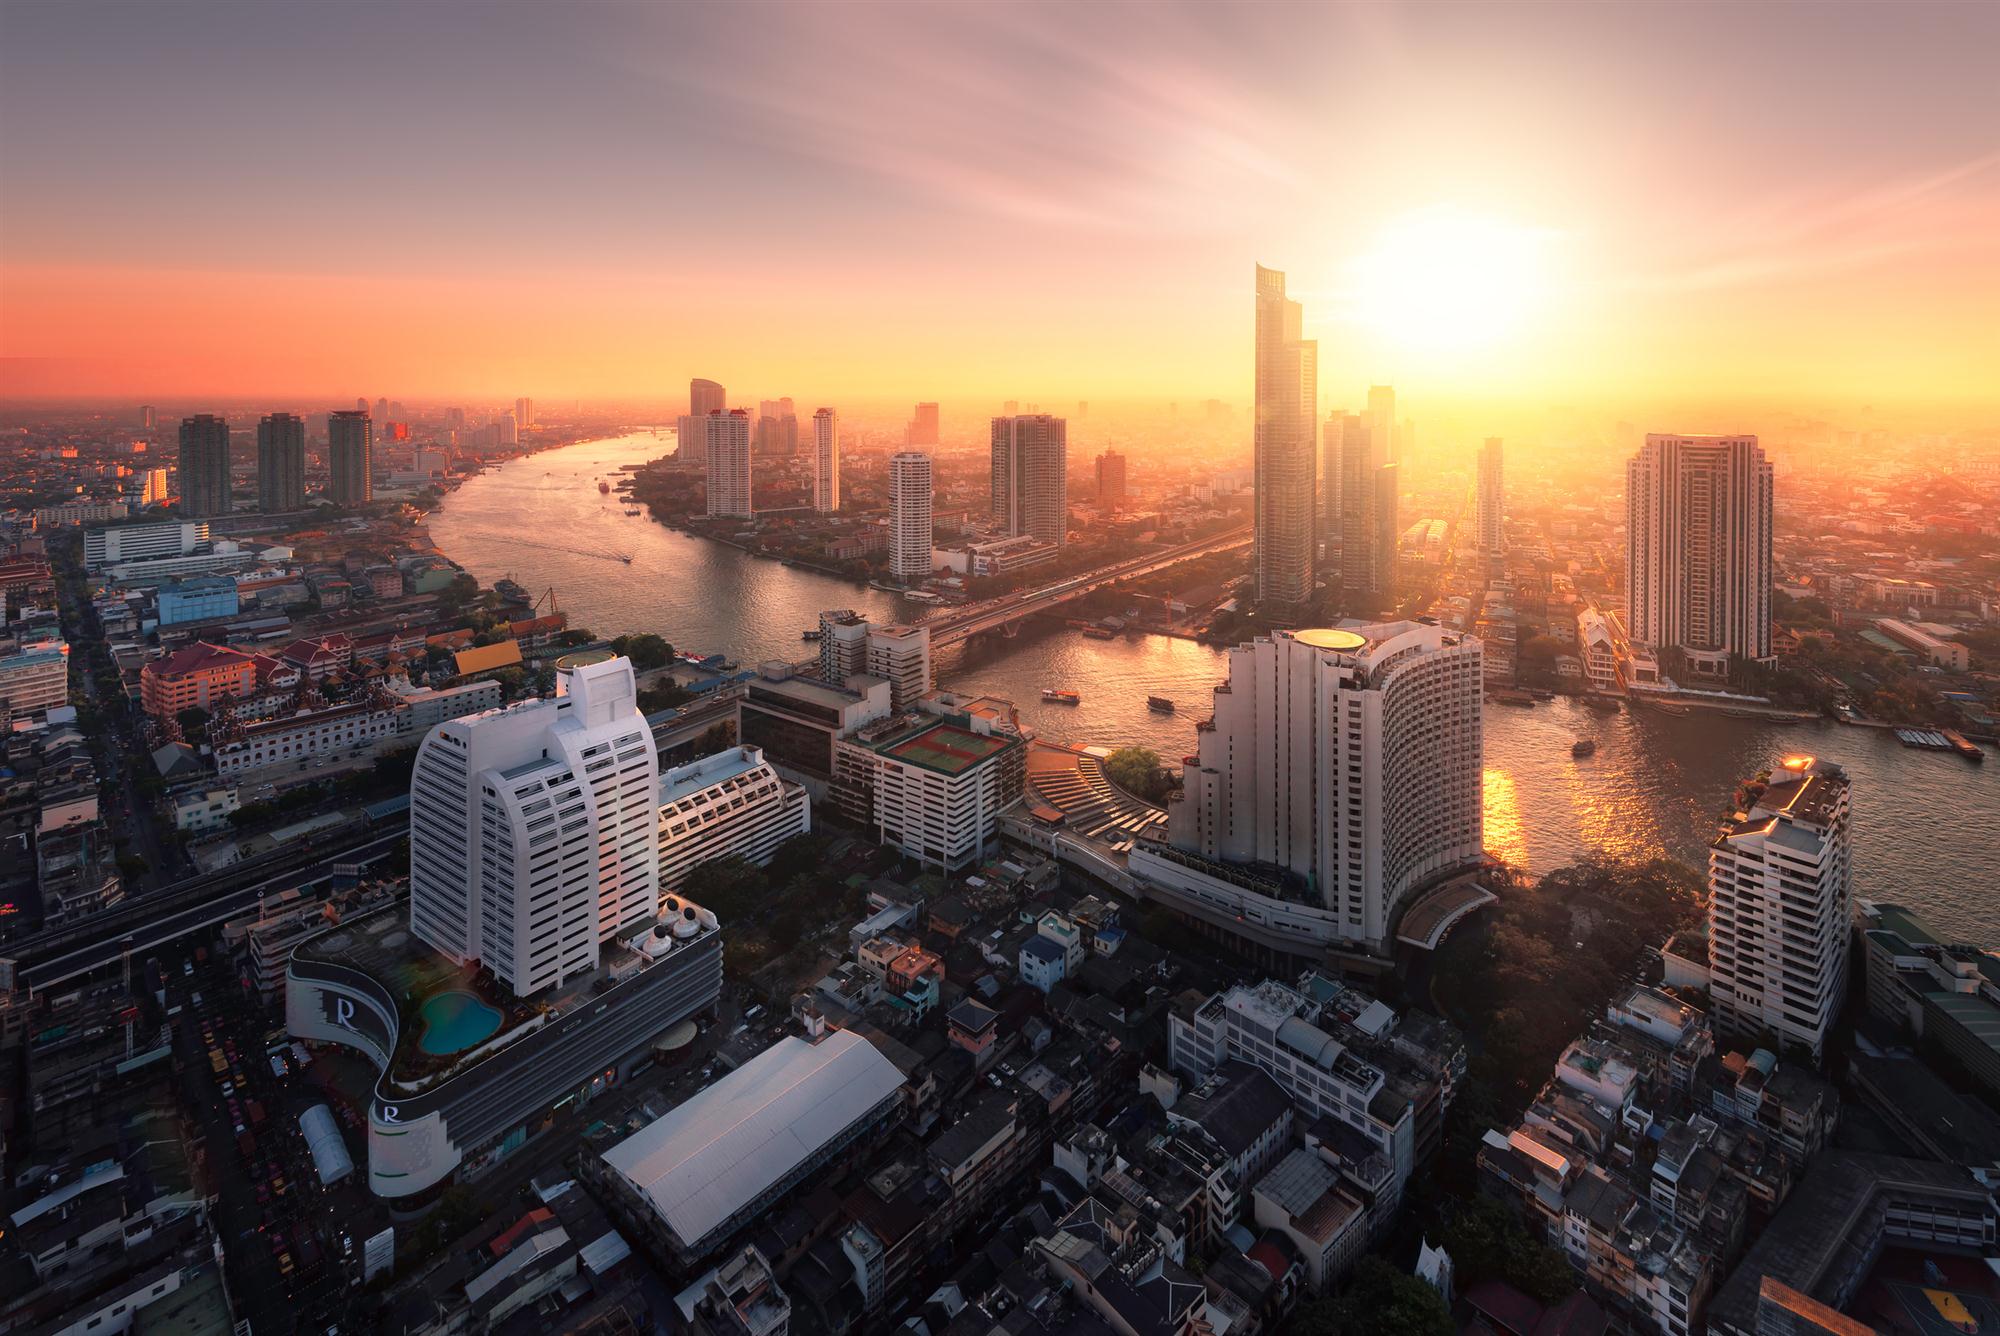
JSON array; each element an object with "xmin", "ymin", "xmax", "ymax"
[
  {"xmin": 1572, "ymin": 738, "xmax": 1598, "ymax": 758},
  {"xmin": 1584, "ymin": 697, "xmax": 1621, "ymax": 715},
  {"xmin": 1042, "ymin": 689, "xmax": 1080, "ymax": 705},
  {"xmin": 1148, "ymin": 696, "xmax": 1175, "ymax": 713},
  {"xmin": 1490, "ymin": 688, "xmax": 1537, "ymax": 707}
]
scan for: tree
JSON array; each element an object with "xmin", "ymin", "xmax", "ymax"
[
  {"xmin": 610, "ymin": 633, "xmax": 673, "ymax": 671},
  {"xmin": 176, "ymin": 706, "xmax": 211, "ymax": 743},
  {"xmin": 1331, "ymin": 1257, "xmax": 1455, "ymax": 1336},
  {"xmin": 1103, "ymin": 746, "xmax": 1172, "ymax": 803},
  {"xmin": 696, "ymin": 720, "xmax": 736, "ymax": 755},
  {"xmin": 680, "ymin": 855, "xmax": 769, "ymax": 921}
]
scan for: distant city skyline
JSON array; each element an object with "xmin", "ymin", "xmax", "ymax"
[{"xmin": 3, "ymin": 2, "xmax": 1996, "ymax": 408}]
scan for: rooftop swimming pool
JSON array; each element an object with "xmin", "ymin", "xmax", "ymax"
[{"xmin": 417, "ymin": 990, "xmax": 503, "ymax": 1055}]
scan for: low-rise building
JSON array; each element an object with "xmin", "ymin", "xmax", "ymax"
[
  {"xmin": 656, "ymin": 745, "xmax": 811, "ymax": 892},
  {"xmin": 1251, "ymin": 1149, "xmax": 1367, "ymax": 1293},
  {"xmin": 156, "ymin": 574, "xmax": 240, "ymax": 626},
  {"xmin": 170, "ymin": 784, "xmax": 239, "ymax": 833},
  {"xmin": 0, "ymin": 637, "xmax": 69, "ymax": 724},
  {"xmin": 210, "ymin": 697, "xmax": 402, "ymax": 775},
  {"xmin": 833, "ymin": 712, "xmax": 1025, "ymax": 872},
  {"xmin": 139, "ymin": 641, "xmax": 258, "ymax": 720}
]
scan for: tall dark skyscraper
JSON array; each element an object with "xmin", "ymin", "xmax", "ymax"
[
  {"xmin": 328, "ymin": 410, "xmax": 373, "ymax": 505},
  {"xmin": 991, "ymin": 415, "xmax": 1068, "ymax": 547},
  {"xmin": 177, "ymin": 413, "xmax": 231, "ymax": 517},
  {"xmin": 256, "ymin": 413, "xmax": 306, "ymax": 513},
  {"xmin": 1253, "ymin": 265, "xmax": 1318, "ymax": 607}
]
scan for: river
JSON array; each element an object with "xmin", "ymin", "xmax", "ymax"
[{"xmin": 430, "ymin": 431, "xmax": 2000, "ymax": 940}]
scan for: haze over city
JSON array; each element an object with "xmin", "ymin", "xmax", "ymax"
[
  {"xmin": 4, "ymin": 0, "xmax": 1999, "ymax": 413},
  {"xmin": 3, "ymin": 5, "xmax": 2000, "ymax": 1336}
]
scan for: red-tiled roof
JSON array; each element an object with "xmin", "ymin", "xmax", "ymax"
[{"xmin": 149, "ymin": 641, "xmax": 253, "ymax": 677}]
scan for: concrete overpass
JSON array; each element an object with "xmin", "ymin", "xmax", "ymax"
[{"xmin": 926, "ymin": 526, "xmax": 1250, "ymax": 648}]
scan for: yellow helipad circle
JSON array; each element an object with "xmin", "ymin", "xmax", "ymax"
[{"xmin": 1295, "ymin": 628, "xmax": 1368, "ymax": 651}]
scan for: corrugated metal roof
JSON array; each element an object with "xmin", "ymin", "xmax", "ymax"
[
  {"xmin": 600, "ymin": 1029, "xmax": 903, "ymax": 1249},
  {"xmin": 454, "ymin": 639, "xmax": 523, "ymax": 675}
]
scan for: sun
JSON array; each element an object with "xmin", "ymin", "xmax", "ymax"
[{"xmin": 1345, "ymin": 210, "xmax": 1557, "ymax": 355}]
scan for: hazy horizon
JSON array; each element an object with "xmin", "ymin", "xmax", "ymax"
[{"xmin": 4, "ymin": 0, "xmax": 1999, "ymax": 413}]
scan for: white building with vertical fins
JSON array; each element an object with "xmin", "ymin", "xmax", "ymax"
[
  {"xmin": 408, "ymin": 653, "xmax": 662, "ymax": 998},
  {"xmin": 706, "ymin": 409, "xmax": 754, "ymax": 519},
  {"xmin": 1707, "ymin": 756, "xmax": 1851, "ymax": 1061},
  {"xmin": 888, "ymin": 451, "xmax": 933, "ymax": 582},
  {"xmin": 812, "ymin": 408, "xmax": 840, "ymax": 513},
  {"xmin": 656, "ymin": 745, "xmax": 810, "ymax": 892},
  {"xmin": 1139, "ymin": 622, "xmax": 1483, "ymax": 955},
  {"xmin": 1626, "ymin": 433, "xmax": 1773, "ymax": 669}
]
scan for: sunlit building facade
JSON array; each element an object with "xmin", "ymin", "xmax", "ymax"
[
  {"xmin": 812, "ymin": 407, "xmax": 840, "ymax": 512},
  {"xmin": 990, "ymin": 415, "xmax": 1067, "ymax": 547},
  {"xmin": 1254, "ymin": 265, "xmax": 1318, "ymax": 607},
  {"xmin": 889, "ymin": 450, "xmax": 934, "ymax": 581},
  {"xmin": 1707, "ymin": 756, "xmax": 1850, "ymax": 1061},
  {"xmin": 705, "ymin": 409, "xmax": 753, "ymax": 519},
  {"xmin": 1626, "ymin": 434, "xmax": 1773, "ymax": 669},
  {"xmin": 1151, "ymin": 622, "xmax": 1483, "ymax": 954}
]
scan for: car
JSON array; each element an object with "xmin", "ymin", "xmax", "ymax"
[
  {"xmin": 182, "ymin": 961, "xmax": 194, "ymax": 977},
  {"xmin": 220, "ymin": 1081, "xmax": 235, "ymax": 1097}
]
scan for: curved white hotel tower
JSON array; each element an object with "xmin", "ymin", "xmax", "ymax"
[
  {"xmin": 1141, "ymin": 622, "xmax": 1483, "ymax": 954},
  {"xmin": 409, "ymin": 653, "xmax": 662, "ymax": 997}
]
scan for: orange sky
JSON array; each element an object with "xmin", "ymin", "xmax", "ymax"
[{"xmin": 3, "ymin": 2, "xmax": 1997, "ymax": 411}]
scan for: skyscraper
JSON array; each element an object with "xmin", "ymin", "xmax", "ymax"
[
  {"xmin": 1474, "ymin": 437, "xmax": 1504, "ymax": 556},
  {"xmin": 909, "ymin": 402, "xmax": 940, "ymax": 446},
  {"xmin": 889, "ymin": 451, "xmax": 934, "ymax": 582},
  {"xmin": 1322, "ymin": 410, "xmax": 1345, "ymax": 555},
  {"xmin": 1707, "ymin": 755, "xmax": 1851, "ymax": 1061},
  {"xmin": 138, "ymin": 405, "xmax": 156, "ymax": 430},
  {"xmin": 327, "ymin": 410, "xmax": 373, "ymax": 505},
  {"xmin": 1626, "ymin": 433, "xmax": 1773, "ymax": 668},
  {"xmin": 373, "ymin": 397, "xmax": 389, "ymax": 423},
  {"xmin": 1159, "ymin": 623, "xmax": 1484, "ymax": 954},
  {"xmin": 866, "ymin": 623, "xmax": 932, "ymax": 711},
  {"xmin": 689, "ymin": 378, "xmax": 726, "ymax": 417},
  {"xmin": 1337, "ymin": 414, "xmax": 1397, "ymax": 613},
  {"xmin": 177, "ymin": 414, "xmax": 231, "ymax": 517},
  {"xmin": 1253, "ymin": 265, "xmax": 1318, "ymax": 607},
  {"xmin": 256, "ymin": 412, "xmax": 306, "ymax": 513},
  {"xmin": 705, "ymin": 410, "xmax": 753, "ymax": 518},
  {"xmin": 1367, "ymin": 385, "xmax": 1397, "ymax": 464},
  {"xmin": 990, "ymin": 414, "xmax": 1068, "ymax": 546},
  {"xmin": 138, "ymin": 467, "xmax": 170, "ymax": 506},
  {"xmin": 493, "ymin": 412, "xmax": 519, "ymax": 447},
  {"xmin": 515, "ymin": 396, "xmax": 534, "ymax": 429},
  {"xmin": 407, "ymin": 654, "xmax": 662, "ymax": 998},
  {"xmin": 811, "ymin": 408, "xmax": 840, "ymax": 512},
  {"xmin": 1095, "ymin": 450, "xmax": 1127, "ymax": 509}
]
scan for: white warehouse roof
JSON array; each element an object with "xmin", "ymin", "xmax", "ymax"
[
  {"xmin": 600, "ymin": 1029, "xmax": 903, "ymax": 1250},
  {"xmin": 300, "ymin": 1103, "xmax": 354, "ymax": 1185}
]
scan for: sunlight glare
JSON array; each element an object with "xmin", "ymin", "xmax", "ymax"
[{"xmin": 1347, "ymin": 210, "xmax": 1558, "ymax": 355}]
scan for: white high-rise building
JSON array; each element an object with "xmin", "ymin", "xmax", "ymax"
[
  {"xmin": 812, "ymin": 407, "xmax": 840, "ymax": 512},
  {"xmin": 1475, "ymin": 437, "xmax": 1504, "ymax": 556},
  {"xmin": 689, "ymin": 378, "xmax": 726, "ymax": 417},
  {"xmin": 657, "ymin": 746, "xmax": 810, "ymax": 893},
  {"xmin": 407, "ymin": 654, "xmax": 662, "ymax": 998},
  {"xmin": 1254, "ymin": 267, "xmax": 1318, "ymax": 607},
  {"xmin": 989, "ymin": 416, "xmax": 1068, "ymax": 547},
  {"xmin": 1152, "ymin": 622, "xmax": 1483, "ymax": 953},
  {"xmin": 889, "ymin": 451, "xmax": 933, "ymax": 582},
  {"xmin": 1707, "ymin": 756, "xmax": 1851, "ymax": 1062},
  {"xmin": 515, "ymin": 397, "xmax": 534, "ymax": 429},
  {"xmin": 1626, "ymin": 434, "xmax": 1773, "ymax": 669},
  {"xmin": 866, "ymin": 624, "xmax": 931, "ymax": 712},
  {"xmin": 705, "ymin": 410, "xmax": 753, "ymax": 519}
]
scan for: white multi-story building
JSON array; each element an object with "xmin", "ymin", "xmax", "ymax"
[
  {"xmin": 1253, "ymin": 265, "xmax": 1317, "ymax": 606},
  {"xmin": 408, "ymin": 654, "xmax": 662, "ymax": 997},
  {"xmin": 212, "ymin": 699, "xmax": 402, "ymax": 775},
  {"xmin": 835, "ymin": 714, "xmax": 1024, "ymax": 872},
  {"xmin": 1169, "ymin": 980, "xmax": 1415, "ymax": 1206},
  {"xmin": 83, "ymin": 521, "xmax": 208, "ymax": 571},
  {"xmin": 1146, "ymin": 622, "xmax": 1483, "ymax": 954},
  {"xmin": 1475, "ymin": 437, "xmax": 1504, "ymax": 556},
  {"xmin": 0, "ymin": 638, "xmax": 69, "ymax": 724},
  {"xmin": 656, "ymin": 745, "xmax": 810, "ymax": 892},
  {"xmin": 888, "ymin": 451, "xmax": 933, "ymax": 581},
  {"xmin": 1577, "ymin": 608, "xmax": 1619, "ymax": 692},
  {"xmin": 1707, "ymin": 755, "xmax": 1851, "ymax": 1061},
  {"xmin": 866, "ymin": 623, "xmax": 931, "ymax": 712},
  {"xmin": 989, "ymin": 416, "xmax": 1067, "ymax": 548},
  {"xmin": 1626, "ymin": 434, "xmax": 1773, "ymax": 670},
  {"xmin": 705, "ymin": 410, "xmax": 753, "ymax": 519},
  {"xmin": 34, "ymin": 501, "xmax": 131, "ymax": 527},
  {"xmin": 812, "ymin": 408, "xmax": 840, "ymax": 513}
]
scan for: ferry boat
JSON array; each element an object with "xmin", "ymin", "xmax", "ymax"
[
  {"xmin": 802, "ymin": 629, "xmax": 823, "ymax": 641},
  {"xmin": 1572, "ymin": 738, "xmax": 1598, "ymax": 758},
  {"xmin": 1081, "ymin": 626, "xmax": 1117, "ymax": 640},
  {"xmin": 1583, "ymin": 697, "xmax": 1621, "ymax": 715},
  {"xmin": 1489, "ymin": 688, "xmax": 1537, "ymax": 708},
  {"xmin": 494, "ymin": 578, "xmax": 530, "ymax": 604},
  {"xmin": 1148, "ymin": 696, "xmax": 1175, "ymax": 714},
  {"xmin": 1041, "ymin": 689, "xmax": 1081, "ymax": 705},
  {"xmin": 1942, "ymin": 729, "xmax": 1986, "ymax": 763}
]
